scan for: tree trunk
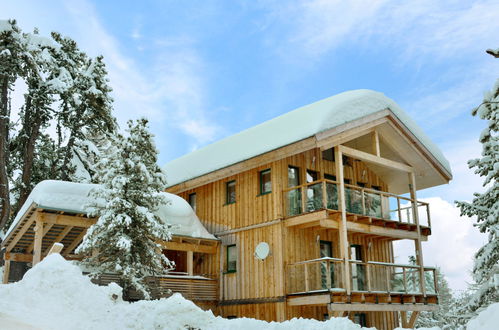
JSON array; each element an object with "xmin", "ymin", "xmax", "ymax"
[
  {"xmin": 16, "ymin": 106, "xmax": 43, "ymax": 213},
  {"xmin": 0, "ymin": 76, "xmax": 11, "ymax": 233}
]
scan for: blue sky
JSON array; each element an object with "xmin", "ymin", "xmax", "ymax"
[{"xmin": 4, "ymin": 0, "xmax": 498, "ymax": 291}]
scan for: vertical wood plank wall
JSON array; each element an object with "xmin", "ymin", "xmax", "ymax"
[{"xmin": 171, "ymin": 147, "xmax": 396, "ymax": 328}]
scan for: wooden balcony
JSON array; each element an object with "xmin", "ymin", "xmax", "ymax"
[
  {"xmin": 283, "ymin": 179, "xmax": 431, "ymax": 238},
  {"xmin": 90, "ymin": 272, "xmax": 218, "ymax": 301},
  {"xmin": 286, "ymin": 258, "xmax": 438, "ymax": 311}
]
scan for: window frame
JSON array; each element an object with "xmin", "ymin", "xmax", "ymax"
[
  {"xmin": 226, "ymin": 244, "xmax": 237, "ymax": 273},
  {"xmin": 259, "ymin": 168, "xmax": 272, "ymax": 195},
  {"xmin": 226, "ymin": 180, "xmax": 236, "ymax": 205}
]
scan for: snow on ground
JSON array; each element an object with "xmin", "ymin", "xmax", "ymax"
[
  {"xmin": 1, "ymin": 254, "xmax": 497, "ymax": 330},
  {"xmin": 0, "ymin": 255, "xmax": 369, "ymax": 330}
]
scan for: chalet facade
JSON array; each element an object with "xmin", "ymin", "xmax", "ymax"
[
  {"xmin": 163, "ymin": 90, "xmax": 452, "ymax": 329},
  {"xmin": 1, "ymin": 90, "xmax": 452, "ymax": 329}
]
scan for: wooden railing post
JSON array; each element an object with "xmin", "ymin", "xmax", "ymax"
[
  {"xmin": 304, "ymin": 263, "xmax": 310, "ymax": 292},
  {"xmin": 397, "ymin": 197, "xmax": 402, "ymax": 222},
  {"xmin": 365, "ymin": 263, "xmax": 371, "ymax": 292},
  {"xmin": 403, "ymin": 267, "xmax": 407, "ymax": 293},
  {"xmin": 322, "ymin": 180, "xmax": 327, "ymax": 209}
]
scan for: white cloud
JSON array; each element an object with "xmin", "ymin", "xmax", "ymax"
[
  {"xmin": 394, "ymin": 197, "xmax": 487, "ymax": 291},
  {"xmin": 262, "ymin": 0, "xmax": 499, "ymax": 62}
]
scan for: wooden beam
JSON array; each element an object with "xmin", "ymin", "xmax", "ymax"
[
  {"xmin": 26, "ymin": 223, "xmax": 54, "ymax": 253},
  {"xmin": 51, "ymin": 226, "xmax": 74, "ymax": 245},
  {"xmin": 338, "ymin": 145, "xmax": 413, "ymax": 173},
  {"xmin": 62, "ymin": 230, "xmax": 86, "ymax": 256},
  {"xmin": 284, "ymin": 211, "xmax": 327, "ymax": 227},
  {"xmin": 287, "ymin": 294, "xmax": 330, "ymax": 306},
  {"xmin": 327, "ymin": 303, "xmax": 438, "ymax": 312},
  {"xmin": 409, "ymin": 311, "xmax": 420, "ymax": 328},
  {"xmin": 400, "ymin": 311, "xmax": 409, "ymax": 328},
  {"xmin": 409, "ymin": 172, "xmax": 426, "ymax": 297},
  {"xmin": 187, "ymin": 250, "xmax": 194, "ymax": 276},
  {"xmin": 335, "ymin": 146, "xmax": 351, "ymax": 295},
  {"xmin": 316, "ymin": 112, "xmax": 390, "ymax": 150},
  {"xmin": 33, "ymin": 218, "xmax": 43, "ymax": 265},
  {"xmin": 5, "ymin": 216, "xmax": 36, "ymax": 251},
  {"xmin": 346, "ymin": 221, "xmax": 425, "ymax": 241},
  {"xmin": 372, "ymin": 130, "xmax": 380, "ymax": 156},
  {"xmin": 39, "ymin": 213, "xmax": 96, "ymax": 228},
  {"xmin": 4, "ymin": 252, "xmax": 33, "ymax": 262},
  {"xmin": 2, "ymin": 260, "xmax": 10, "ymax": 284},
  {"xmin": 160, "ymin": 241, "xmax": 218, "ymax": 254}
]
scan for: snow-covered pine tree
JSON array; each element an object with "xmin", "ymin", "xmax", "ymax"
[
  {"xmin": 76, "ymin": 118, "xmax": 173, "ymax": 298},
  {"xmin": 455, "ymin": 48, "xmax": 499, "ymax": 313},
  {"xmin": 0, "ymin": 19, "xmax": 25, "ymax": 231},
  {"xmin": 415, "ymin": 267, "xmax": 455, "ymax": 329}
]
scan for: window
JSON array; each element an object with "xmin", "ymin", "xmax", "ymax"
[
  {"xmin": 226, "ymin": 245, "xmax": 237, "ymax": 273},
  {"xmin": 188, "ymin": 193, "xmax": 197, "ymax": 212},
  {"xmin": 306, "ymin": 169, "xmax": 318, "ymax": 183},
  {"xmin": 288, "ymin": 166, "xmax": 300, "ymax": 187},
  {"xmin": 259, "ymin": 169, "xmax": 272, "ymax": 194},
  {"xmin": 226, "ymin": 180, "xmax": 236, "ymax": 204},
  {"xmin": 322, "ymin": 148, "xmax": 335, "ymax": 161}
]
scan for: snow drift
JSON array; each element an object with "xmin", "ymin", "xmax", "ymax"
[{"xmin": 0, "ymin": 255, "xmax": 368, "ymax": 330}]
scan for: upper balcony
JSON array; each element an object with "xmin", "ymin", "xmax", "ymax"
[{"xmin": 282, "ymin": 179, "xmax": 431, "ymax": 239}]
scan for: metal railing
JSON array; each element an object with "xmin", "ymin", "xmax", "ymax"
[
  {"xmin": 286, "ymin": 258, "xmax": 437, "ymax": 295},
  {"xmin": 283, "ymin": 179, "xmax": 431, "ymax": 227}
]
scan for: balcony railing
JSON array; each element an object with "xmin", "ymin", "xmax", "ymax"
[
  {"xmin": 89, "ymin": 272, "xmax": 218, "ymax": 301},
  {"xmin": 286, "ymin": 258, "xmax": 437, "ymax": 296},
  {"xmin": 283, "ymin": 179, "xmax": 431, "ymax": 228}
]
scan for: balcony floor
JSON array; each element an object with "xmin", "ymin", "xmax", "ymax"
[
  {"xmin": 287, "ymin": 290, "xmax": 438, "ymax": 311},
  {"xmin": 285, "ymin": 209, "xmax": 431, "ymax": 240}
]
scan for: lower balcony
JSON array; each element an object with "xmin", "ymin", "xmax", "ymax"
[
  {"xmin": 90, "ymin": 272, "xmax": 218, "ymax": 301},
  {"xmin": 286, "ymin": 258, "xmax": 438, "ymax": 310}
]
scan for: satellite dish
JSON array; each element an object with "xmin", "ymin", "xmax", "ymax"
[{"xmin": 254, "ymin": 242, "xmax": 270, "ymax": 260}]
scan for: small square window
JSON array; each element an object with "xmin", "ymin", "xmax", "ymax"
[
  {"xmin": 259, "ymin": 169, "xmax": 272, "ymax": 194},
  {"xmin": 227, "ymin": 245, "xmax": 237, "ymax": 273},
  {"xmin": 226, "ymin": 181, "xmax": 236, "ymax": 204}
]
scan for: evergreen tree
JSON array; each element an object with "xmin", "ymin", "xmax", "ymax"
[
  {"xmin": 76, "ymin": 118, "xmax": 173, "ymax": 298},
  {"xmin": 0, "ymin": 20, "xmax": 117, "ymax": 234},
  {"xmin": 455, "ymin": 48, "xmax": 499, "ymax": 313},
  {"xmin": 415, "ymin": 268, "xmax": 455, "ymax": 329}
]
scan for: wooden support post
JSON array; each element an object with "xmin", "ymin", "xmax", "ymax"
[
  {"xmin": 187, "ymin": 250, "xmax": 194, "ymax": 276},
  {"xmin": 409, "ymin": 311, "xmax": 420, "ymax": 328},
  {"xmin": 408, "ymin": 172, "xmax": 426, "ymax": 297},
  {"xmin": 33, "ymin": 218, "xmax": 44, "ymax": 266},
  {"xmin": 372, "ymin": 130, "xmax": 380, "ymax": 156},
  {"xmin": 2, "ymin": 259, "xmax": 11, "ymax": 284},
  {"xmin": 335, "ymin": 146, "xmax": 351, "ymax": 295},
  {"xmin": 400, "ymin": 311, "xmax": 409, "ymax": 328}
]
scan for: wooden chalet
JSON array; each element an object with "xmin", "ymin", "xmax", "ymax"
[
  {"xmin": 1, "ymin": 90, "xmax": 451, "ymax": 329},
  {"xmin": 163, "ymin": 90, "xmax": 452, "ymax": 329}
]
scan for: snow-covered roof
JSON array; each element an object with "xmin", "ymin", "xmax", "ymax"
[
  {"xmin": 5, "ymin": 180, "xmax": 216, "ymax": 240},
  {"xmin": 163, "ymin": 89, "xmax": 451, "ymax": 187}
]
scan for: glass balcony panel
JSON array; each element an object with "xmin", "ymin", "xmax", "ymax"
[
  {"xmin": 286, "ymin": 188, "xmax": 302, "ymax": 216},
  {"xmin": 306, "ymin": 183, "xmax": 323, "ymax": 212},
  {"xmin": 326, "ymin": 182, "xmax": 338, "ymax": 210},
  {"xmin": 364, "ymin": 192, "xmax": 382, "ymax": 218},
  {"xmin": 345, "ymin": 187, "xmax": 363, "ymax": 214}
]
